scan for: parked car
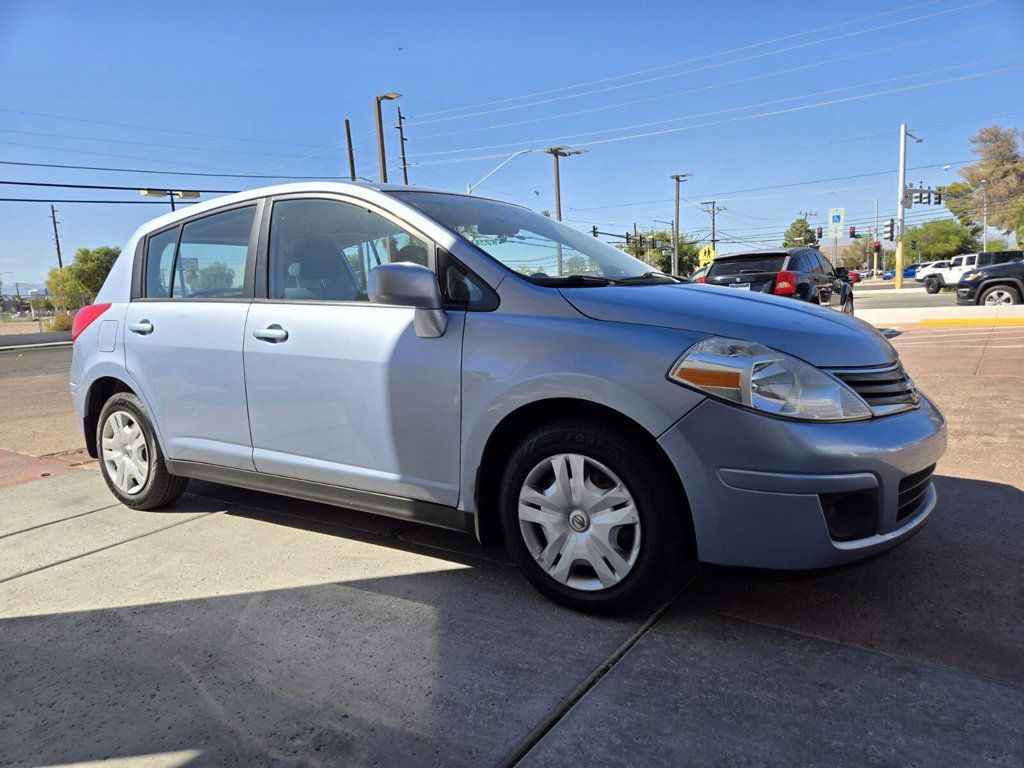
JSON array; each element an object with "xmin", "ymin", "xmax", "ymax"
[
  {"xmin": 686, "ymin": 264, "xmax": 709, "ymax": 283},
  {"xmin": 882, "ymin": 263, "xmax": 921, "ymax": 280},
  {"xmin": 923, "ymin": 251, "xmax": 1022, "ymax": 294},
  {"xmin": 703, "ymin": 248, "xmax": 855, "ymax": 313},
  {"xmin": 70, "ymin": 183, "xmax": 946, "ymax": 613},
  {"xmin": 956, "ymin": 257, "xmax": 1024, "ymax": 305}
]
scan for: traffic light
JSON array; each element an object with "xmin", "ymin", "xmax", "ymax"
[
  {"xmin": 816, "ymin": 226, "xmax": 823, "ymax": 239},
  {"xmin": 625, "ymin": 233, "xmax": 632, "ymax": 245},
  {"xmin": 911, "ymin": 240, "xmax": 918, "ymax": 250},
  {"xmin": 591, "ymin": 225, "xmax": 598, "ymax": 237},
  {"xmin": 883, "ymin": 218, "xmax": 895, "ymax": 241},
  {"xmin": 913, "ymin": 191, "xmax": 922, "ymax": 204},
  {"xmin": 849, "ymin": 225, "xmax": 857, "ymax": 239},
  {"xmin": 934, "ymin": 191, "xmax": 943, "ymax": 205},
  {"xmin": 873, "ymin": 241, "xmax": 881, "ymax": 255}
]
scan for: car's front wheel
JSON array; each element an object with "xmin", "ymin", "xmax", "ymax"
[
  {"xmin": 97, "ymin": 392, "xmax": 188, "ymax": 510},
  {"xmin": 980, "ymin": 285, "xmax": 1021, "ymax": 306},
  {"xmin": 924, "ymin": 277, "xmax": 942, "ymax": 294},
  {"xmin": 499, "ymin": 418, "xmax": 690, "ymax": 614}
]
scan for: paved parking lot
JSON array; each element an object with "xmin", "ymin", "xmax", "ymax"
[{"xmin": 1, "ymin": 325, "xmax": 1022, "ymax": 767}]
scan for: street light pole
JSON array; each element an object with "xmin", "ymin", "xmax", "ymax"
[
  {"xmin": 894, "ymin": 124, "xmax": 922, "ymax": 290},
  {"xmin": 979, "ymin": 179, "xmax": 989, "ymax": 248},
  {"xmin": 466, "ymin": 149, "xmax": 532, "ymax": 194},
  {"xmin": 374, "ymin": 92, "xmax": 401, "ymax": 183},
  {"xmin": 670, "ymin": 173, "xmax": 691, "ymax": 276},
  {"xmin": 344, "ymin": 119, "xmax": 357, "ymax": 182},
  {"xmin": 141, "ymin": 189, "xmax": 201, "ymax": 212},
  {"xmin": 543, "ymin": 146, "xmax": 588, "ymax": 276}
]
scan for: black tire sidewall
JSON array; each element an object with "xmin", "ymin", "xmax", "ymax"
[
  {"xmin": 924, "ymin": 278, "xmax": 940, "ymax": 294},
  {"xmin": 498, "ymin": 420, "xmax": 686, "ymax": 614},
  {"xmin": 96, "ymin": 392, "xmax": 163, "ymax": 507},
  {"xmin": 980, "ymin": 285, "xmax": 1021, "ymax": 305}
]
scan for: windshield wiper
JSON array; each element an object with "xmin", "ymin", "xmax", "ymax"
[
  {"xmin": 532, "ymin": 274, "xmax": 616, "ymax": 286},
  {"xmin": 613, "ymin": 271, "xmax": 682, "ymax": 285}
]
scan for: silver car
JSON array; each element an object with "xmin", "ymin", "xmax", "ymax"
[{"xmin": 70, "ymin": 183, "xmax": 946, "ymax": 613}]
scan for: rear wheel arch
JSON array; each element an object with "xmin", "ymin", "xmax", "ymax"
[
  {"xmin": 83, "ymin": 376, "xmax": 135, "ymax": 458},
  {"xmin": 473, "ymin": 398, "xmax": 694, "ymax": 550}
]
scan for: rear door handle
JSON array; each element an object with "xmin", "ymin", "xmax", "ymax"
[
  {"xmin": 129, "ymin": 320, "xmax": 153, "ymax": 335},
  {"xmin": 253, "ymin": 325, "xmax": 288, "ymax": 343}
]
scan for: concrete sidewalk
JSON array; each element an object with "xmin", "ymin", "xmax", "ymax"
[{"xmin": 857, "ymin": 303, "xmax": 1024, "ymax": 326}]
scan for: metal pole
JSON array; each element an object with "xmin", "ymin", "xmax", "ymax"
[
  {"xmin": 895, "ymin": 123, "xmax": 907, "ymax": 289},
  {"xmin": 168, "ymin": 191, "xmax": 176, "ymax": 211},
  {"xmin": 50, "ymin": 205, "xmax": 63, "ymax": 269},
  {"xmin": 710, "ymin": 205, "xmax": 717, "ymax": 254},
  {"xmin": 552, "ymin": 152, "xmax": 562, "ymax": 221},
  {"xmin": 672, "ymin": 179, "xmax": 680, "ymax": 275},
  {"xmin": 873, "ymin": 198, "xmax": 879, "ymax": 277},
  {"xmin": 344, "ymin": 119, "xmax": 356, "ymax": 181},
  {"xmin": 982, "ymin": 182, "xmax": 989, "ymax": 248},
  {"xmin": 396, "ymin": 106, "xmax": 409, "ymax": 185},
  {"xmin": 374, "ymin": 97, "xmax": 388, "ymax": 183}
]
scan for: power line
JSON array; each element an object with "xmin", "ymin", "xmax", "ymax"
[
  {"xmin": 405, "ymin": 0, "xmax": 981, "ymax": 124},
  {"xmin": 0, "ymin": 159, "xmax": 341, "ymax": 180},
  {"xmin": 0, "ymin": 198, "xmax": 201, "ymax": 204},
  {"xmin": 0, "ymin": 180, "xmax": 240, "ymax": 193}
]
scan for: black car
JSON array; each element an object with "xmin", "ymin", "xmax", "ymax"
[
  {"xmin": 956, "ymin": 252, "xmax": 1024, "ymax": 305},
  {"xmin": 703, "ymin": 248, "xmax": 854, "ymax": 313}
]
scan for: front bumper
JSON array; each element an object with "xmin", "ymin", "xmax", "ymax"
[
  {"xmin": 658, "ymin": 393, "xmax": 947, "ymax": 569},
  {"xmin": 956, "ymin": 284, "xmax": 978, "ymax": 305}
]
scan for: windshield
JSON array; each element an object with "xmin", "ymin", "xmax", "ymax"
[
  {"xmin": 392, "ymin": 191, "xmax": 657, "ymax": 283},
  {"xmin": 707, "ymin": 255, "xmax": 786, "ymax": 276}
]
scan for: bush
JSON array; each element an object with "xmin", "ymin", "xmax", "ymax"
[{"xmin": 48, "ymin": 313, "xmax": 74, "ymax": 332}]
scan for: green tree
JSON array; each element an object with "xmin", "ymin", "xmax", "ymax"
[
  {"xmin": 842, "ymin": 238, "xmax": 876, "ymax": 268},
  {"xmin": 902, "ymin": 219, "xmax": 980, "ymax": 262},
  {"xmin": 624, "ymin": 229, "xmax": 700, "ymax": 274},
  {"xmin": 191, "ymin": 262, "xmax": 235, "ymax": 292},
  {"xmin": 44, "ymin": 266, "xmax": 90, "ymax": 310},
  {"xmin": 984, "ymin": 238, "xmax": 1009, "ymax": 251},
  {"xmin": 782, "ymin": 218, "xmax": 818, "ymax": 248},
  {"xmin": 937, "ymin": 181, "xmax": 976, "ymax": 230},
  {"xmin": 950, "ymin": 125, "xmax": 1024, "ymax": 239},
  {"xmin": 68, "ymin": 246, "xmax": 121, "ymax": 294}
]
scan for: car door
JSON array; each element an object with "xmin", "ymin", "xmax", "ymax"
[
  {"xmin": 242, "ymin": 195, "xmax": 465, "ymax": 507},
  {"xmin": 817, "ymin": 254, "xmax": 844, "ymax": 309},
  {"xmin": 123, "ymin": 202, "xmax": 259, "ymax": 470}
]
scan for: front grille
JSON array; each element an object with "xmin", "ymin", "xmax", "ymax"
[
  {"xmin": 897, "ymin": 464, "xmax": 935, "ymax": 522},
  {"xmin": 829, "ymin": 361, "xmax": 919, "ymax": 417}
]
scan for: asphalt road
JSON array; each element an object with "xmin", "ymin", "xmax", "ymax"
[
  {"xmin": 1, "ymin": 329, "xmax": 1022, "ymax": 766},
  {"xmin": 854, "ymin": 284, "xmax": 957, "ymax": 309}
]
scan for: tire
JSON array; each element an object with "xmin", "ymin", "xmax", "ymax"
[
  {"xmin": 96, "ymin": 391, "xmax": 188, "ymax": 510},
  {"xmin": 924, "ymin": 277, "xmax": 941, "ymax": 294},
  {"xmin": 498, "ymin": 418, "xmax": 690, "ymax": 614},
  {"xmin": 979, "ymin": 285, "xmax": 1021, "ymax": 306}
]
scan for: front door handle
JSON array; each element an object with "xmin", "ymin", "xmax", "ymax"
[
  {"xmin": 129, "ymin": 320, "xmax": 153, "ymax": 335},
  {"xmin": 253, "ymin": 325, "xmax": 288, "ymax": 343}
]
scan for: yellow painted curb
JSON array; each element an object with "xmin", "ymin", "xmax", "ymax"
[{"xmin": 920, "ymin": 317, "xmax": 1024, "ymax": 326}]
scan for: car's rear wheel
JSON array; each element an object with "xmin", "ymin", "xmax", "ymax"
[
  {"xmin": 499, "ymin": 418, "xmax": 689, "ymax": 614},
  {"xmin": 97, "ymin": 392, "xmax": 188, "ymax": 510},
  {"xmin": 980, "ymin": 285, "xmax": 1021, "ymax": 306},
  {"xmin": 924, "ymin": 277, "xmax": 942, "ymax": 294}
]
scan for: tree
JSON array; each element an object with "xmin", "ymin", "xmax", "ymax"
[
  {"xmin": 782, "ymin": 218, "xmax": 818, "ymax": 248},
  {"xmin": 69, "ymin": 246, "xmax": 120, "ymax": 294},
  {"xmin": 901, "ymin": 219, "xmax": 980, "ymax": 262},
  {"xmin": 44, "ymin": 266, "xmax": 89, "ymax": 310},
  {"xmin": 950, "ymin": 125, "xmax": 1024, "ymax": 239},
  {"xmin": 937, "ymin": 181, "xmax": 976, "ymax": 230},
  {"xmin": 842, "ymin": 238, "xmax": 876, "ymax": 269},
  {"xmin": 623, "ymin": 229, "xmax": 700, "ymax": 274},
  {"xmin": 191, "ymin": 262, "xmax": 235, "ymax": 292}
]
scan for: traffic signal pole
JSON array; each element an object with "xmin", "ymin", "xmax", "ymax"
[{"xmin": 895, "ymin": 123, "xmax": 908, "ymax": 290}]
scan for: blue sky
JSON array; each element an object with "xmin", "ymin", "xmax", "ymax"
[{"xmin": 1, "ymin": 0, "xmax": 1022, "ymax": 287}]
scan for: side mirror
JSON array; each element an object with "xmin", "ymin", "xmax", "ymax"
[
  {"xmin": 368, "ymin": 262, "xmax": 447, "ymax": 338},
  {"xmin": 835, "ymin": 266, "xmax": 849, "ymax": 280}
]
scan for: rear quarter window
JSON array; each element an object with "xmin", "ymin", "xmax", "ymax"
[{"xmin": 707, "ymin": 255, "xmax": 786, "ymax": 276}]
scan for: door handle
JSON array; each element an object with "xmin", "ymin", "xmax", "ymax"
[
  {"xmin": 253, "ymin": 325, "xmax": 288, "ymax": 343},
  {"xmin": 129, "ymin": 320, "xmax": 153, "ymax": 335}
]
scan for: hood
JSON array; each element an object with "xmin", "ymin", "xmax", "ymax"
[{"xmin": 559, "ymin": 283, "xmax": 896, "ymax": 368}]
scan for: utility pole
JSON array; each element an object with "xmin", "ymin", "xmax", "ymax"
[
  {"xmin": 374, "ymin": 92, "xmax": 401, "ymax": 183},
  {"xmin": 670, "ymin": 173, "xmax": 691, "ymax": 276},
  {"xmin": 979, "ymin": 179, "xmax": 989, "ymax": 248},
  {"xmin": 894, "ymin": 123, "xmax": 922, "ymax": 290},
  {"xmin": 50, "ymin": 205, "xmax": 63, "ymax": 270},
  {"xmin": 395, "ymin": 106, "xmax": 409, "ymax": 185},
  {"xmin": 701, "ymin": 201, "xmax": 725, "ymax": 255},
  {"xmin": 344, "ymin": 119, "xmax": 357, "ymax": 182}
]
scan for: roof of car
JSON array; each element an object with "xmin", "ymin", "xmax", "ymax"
[{"xmin": 716, "ymin": 248, "xmax": 808, "ymax": 258}]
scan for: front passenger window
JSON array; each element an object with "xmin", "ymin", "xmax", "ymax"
[{"xmin": 268, "ymin": 198, "xmax": 431, "ymax": 302}]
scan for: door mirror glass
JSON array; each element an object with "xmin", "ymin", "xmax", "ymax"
[
  {"xmin": 368, "ymin": 263, "xmax": 447, "ymax": 338},
  {"xmin": 835, "ymin": 266, "xmax": 849, "ymax": 279}
]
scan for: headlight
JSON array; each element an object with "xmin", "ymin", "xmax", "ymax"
[
  {"xmin": 963, "ymin": 271, "xmax": 984, "ymax": 282},
  {"xmin": 668, "ymin": 336, "xmax": 872, "ymax": 421}
]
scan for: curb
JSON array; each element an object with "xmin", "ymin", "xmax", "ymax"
[
  {"xmin": 920, "ymin": 317, "xmax": 1024, "ymax": 327},
  {"xmin": 0, "ymin": 341, "xmax": 72, "ymax": 352}
]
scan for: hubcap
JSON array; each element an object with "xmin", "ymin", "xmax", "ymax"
[
  {"xmin": 517, "ymin": 453, "xmax": 641, "ymax": 592},
  {"xmin": 101, "ymin": 410, "xmax": 149, "ymax": 495},
  {"xmin": 985, "ymin": 290, "xmax": 1013, "ymax": 305}
]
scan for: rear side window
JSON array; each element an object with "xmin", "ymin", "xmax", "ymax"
[
  {"xmin": 707, "ymin": 255, "xmax": 786, "ymax": 277},
  {"xmin": 173, "ymin": 207, "xmax": 255, "ymax": 299},
  {"xmin": 145, "ymin": 227, "xmax": 179, "ymax": 298},
  {"xmin": 143, "ymin": 206, "xmax": 255, "ymax": 299}
]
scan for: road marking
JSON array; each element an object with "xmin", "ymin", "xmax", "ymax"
[{"xmin": 920, "ymin": 317, "xmax": 1024, "ymax": 326}]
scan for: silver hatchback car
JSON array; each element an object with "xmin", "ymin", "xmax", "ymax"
[{"xmin": 71, "ymin": 183, "xmax": 946, "ymax": 613}]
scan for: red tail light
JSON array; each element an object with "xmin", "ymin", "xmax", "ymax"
[
  {"xmin": 71, "ymin": 303, "xmax": 112, "ymax": 342},
  {"xmin": 695, "ymin": 276, "xmax": 706, "ymax": 283},
  {"xmin": 773, "ymin": 270, "xmax": 797, "ymax": 296}
]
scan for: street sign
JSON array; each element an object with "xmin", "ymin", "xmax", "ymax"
[
  {"xmin": 697, "ymin": 245, "xmax": 716, "ymax": 266},
  {"xmin": 827, "ymin": 207, "xmax": 845, "ymax": 239}
]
